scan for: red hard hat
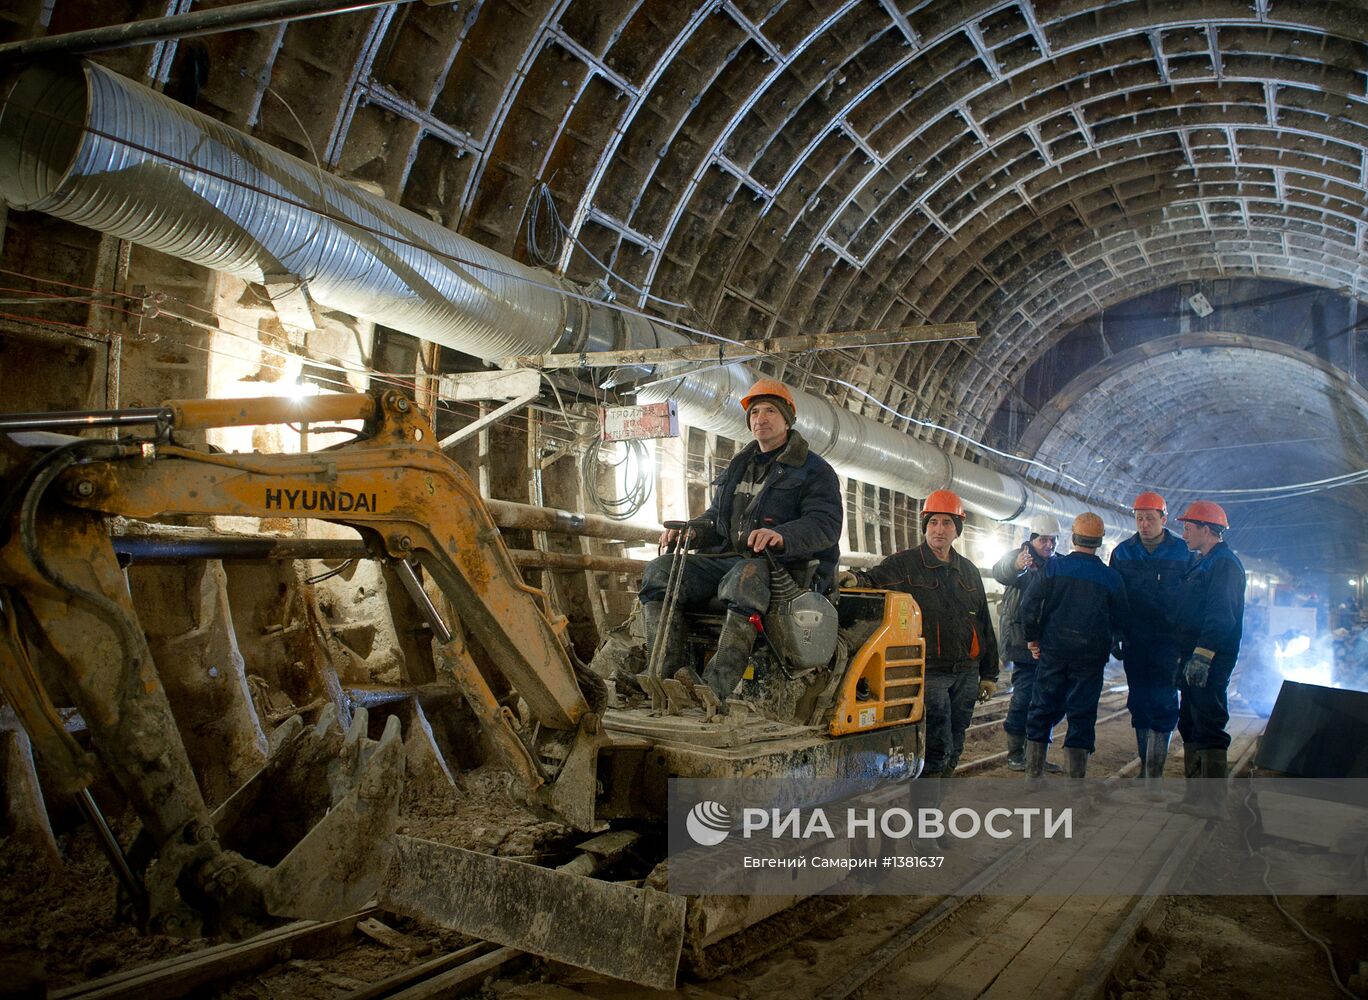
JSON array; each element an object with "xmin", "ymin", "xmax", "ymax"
[
  {"xmin": 739, "ymin": 379, "xmax": 796, "ymax": 416},
  {"xmin": 1176, "ymin": 500, "xmax": 1229, "ymax": 529},
  {"xmin": 1133, "ymin": 491, "xmax": 1167, "ymax": 513},
  {"xmin": 923, "ymin": 489, "xmax": 965, "ymax": 519}
]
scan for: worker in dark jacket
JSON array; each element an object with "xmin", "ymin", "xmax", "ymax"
[
  {"xmin": 638, "ymin": 378, "xmax": 843, "ymax": 700},
  {"xmin": 991, "ymin": 513, "xmax": 1061, "ymax": 772},
  {"xmin": 1109, "ymin": 491, "xmax": 1191, "ymax": 795},
  {"xmin": 851, "ymin": 490, "xmax": 998, "ymax": 783},
  {"xmin": 1169, "ymin": 500, "xmax": 1245, "ymax": 818},
  {"xmin": 1021, "ymin": 512, "xmax": 1129, "ymax": 785}
]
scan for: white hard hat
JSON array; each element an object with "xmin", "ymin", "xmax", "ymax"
[{"xmin": 1027, "ymin": 513, "xmax": 1061, "ymax": 538}]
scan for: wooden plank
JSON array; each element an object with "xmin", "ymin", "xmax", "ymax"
[
  {"xmin": 994, "ymin": 810, "xmax": 1195, "ymax": 998},
  {"xmin": 497, "ymin": 322, "xmax": 978, "ymax": 370},
  {"xmin": 338, "ymin": 941, "xmax": 499, "ymax": 1000},
  {"xmin": 945, "ymin": 803, "xmax": 1163, "ymax": 998},
  {"xmin": 53, "ymin": 910, "xmax": 374, "ymax": 1000},
  {"xmin": 385, "ymin": 946, "xmax": 520, "ymax": 1000},
  {"xmin": 356, "ymin": 917, "xmax": 420, "ymax": 952},
  {"xmin": 999, "ymin": 718, "xmax": 1267, "ymax": 999},
  {"xmin": 1067, "ymin": 725, "xmax": 1268, "ymax": 1000}
]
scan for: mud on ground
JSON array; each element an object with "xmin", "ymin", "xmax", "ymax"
[{"xmin": 0, "ymin": 761, "xmax": 566, "ymax": 996}]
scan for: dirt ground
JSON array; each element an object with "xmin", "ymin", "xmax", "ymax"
[
  {"xmin": 5, "ymin": 679, "xmax": 1364, "ymax": 1000},
  {"xmin": 0, "ymin": 762, "xmax": 564, "ymax": 997},
  {"xmin": 492, "ymin": 684, "xmax": 1366, "ymax": 1000}
]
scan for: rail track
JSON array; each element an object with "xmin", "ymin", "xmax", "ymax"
[
  {"xmin": 56, "ymin": 693, "xmax": 1255, "ymax": 1000},
  {"xmin": 806, "ymin": 716, "xmax": 1265, "ymax": 1000}
]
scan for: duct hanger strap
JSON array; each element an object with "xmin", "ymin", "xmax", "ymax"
[{"xmin": 495, "ymin": 322, "xmax": 978, "ymax": 371}]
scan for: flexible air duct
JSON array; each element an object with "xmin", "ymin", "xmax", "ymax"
[{"xmin": 0, "ymin": 59, "xmax": 1119, "ymax": 534}]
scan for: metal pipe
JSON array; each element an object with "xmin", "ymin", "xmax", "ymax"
[
  {"xmin": 114, "ymin": 532, "xmax": 647, "ymax": 574},
  {"xmin": 0, "ymin": 0, "xmax": 415, "ymax": 59},
  {"xmin": 505, "ymin": 549, "xmax": 646, "ymax": 574},
  {"xmin": 112, "ymin": 494, "xmax": 660, "ymax": 561},
  {"xmin": 0, "ymin": 406, "xmax": 170, "ymax": 433},
  {"xmin": 0, "ymin": 60, "xmax": 1122, "ymax": 533},
  {"xmin": 0, "ymin": 61, "xmax": 575, "ymax": 363},
  {"xmin": 113, "ymin": 535, "xmax": 369, "ymax": 563},
  {"xmin": 77, "ymin": 788, "xmax": 147, "ymax": 915},
  {"xmin": 484, "ymin": 498, "xmax": 661, "ymax": 544},
  {"xmin": 344, "ymin": 683, "xmax": 460, "ymax": 709}
]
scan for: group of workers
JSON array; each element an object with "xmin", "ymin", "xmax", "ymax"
[
  {"xmin": 993, "ymin": 496, "xmax": 1245, "ymax": 815},
  {"xmin": 634, "ymin": 377, "xmax": 1245, "ymax": 817}
]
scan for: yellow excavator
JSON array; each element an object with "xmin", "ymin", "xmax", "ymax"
[{"xmin": 0, "ymin": 390, "xmax": 925, "ymax": 987}]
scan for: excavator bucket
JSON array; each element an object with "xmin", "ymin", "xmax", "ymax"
[
  {"xmin": 210, "ymin": 705, "xmax": 404, "ymax": 921},
  {"xmin": 379, "ymin": 835, "xmax": 687, "ymax": 989}
]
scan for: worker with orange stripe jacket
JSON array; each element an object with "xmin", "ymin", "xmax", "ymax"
[
  {"xmin": 850, "ymin": 490, "xmax": 998, "ymax": 787},
  {"xmin": 1020, "ymin": 512, "xmax": 1130, "ymax": 786}
]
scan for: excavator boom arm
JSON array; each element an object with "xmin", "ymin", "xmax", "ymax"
[{"xmin": 61, "ymin": 394, "xmax": 590, "ymax": 732}]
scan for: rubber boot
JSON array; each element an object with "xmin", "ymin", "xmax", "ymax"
[
  {"xmin": 1065, "ymin": 746, "xmax": 1089, "ymax": 781},
  {"xmin": 1042, "ymin": 750, "xmax": 1064, "ymax": 774},
  {"xmin": 1024, "ymin": 740, "xmax": 1048, "ymax": 791},
  {"xmin": 1167, "ymin": 748, "xmax": 1203, "ymax": 813},
  {"xmin": 940, "ymin": 753, "xmax": 960, "ymax": 799},
  {"xmin": 911, "ymin": 770, "xmax": 945, "ymax": 855},
  {"xmin": 1171, "ymin": 749, "xmax": 1230, "ymax": 819},
  {"xmin": 702, "ymin": 610, "xmax": 757, "ymax": 700},
  {"xmin": 1144, "ymin": 730, "xmax": 1171, "ymax": 801},
  {"xmin": 1133, "ymin": 728, "xmax": 1149, "ymax": 783},
  {"xmin": 1005, "ymin": 732, "xmax": 1026, "ymax": 771},
  {"xmin": 1200, "ymin": 748, "xmax": 1230, "ymax": 820}
]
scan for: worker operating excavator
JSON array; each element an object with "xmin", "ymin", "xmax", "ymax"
[{"xmin": 636, "ymin": 379, "xmax": 843, "ymax": 701}]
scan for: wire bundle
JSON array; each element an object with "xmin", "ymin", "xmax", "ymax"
[{"xmin": 581, "ymin": 435, "xmax": 652, "ymax": 520}]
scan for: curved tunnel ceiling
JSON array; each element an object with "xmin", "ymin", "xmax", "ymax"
[
  {"xmin": 5, "ymin": 0, "xmax": 1368, "ymax": 573},
  {"xmin": 1020, "ymin": 332, "xmax": 1368, "ymax": 493},
  {"xmin": 1023, "ymin": 333, "xmax": 1368, "ymax": 570}
]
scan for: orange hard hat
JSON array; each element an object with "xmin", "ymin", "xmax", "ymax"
[
  {"xmin": 923, "ymin": 489, "xmax": 965, "ymax": 519},
  {"xmin": 739, "ymin": 379, "xmax": 796, "ymax": 416},
  {"xmin": 921, "ymin": 489, "xmax": 965, "ymax": 537},
  {"xmin": 1133, "ymin": 491, "xmax": 1167, "ymax": 513},
  {"xmin": 1072, "ymin": 512, "xmax": 1105, "ymax": 543},
  {"xmin": 1176, "ymin": 500, "xmax": 1229, "ymax": 529}
]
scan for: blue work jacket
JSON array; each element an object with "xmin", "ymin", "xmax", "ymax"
[
  {"xmin": 698, "ymin": 430, "xmax": 843, "ymax": 593},
  {"xmin": 1174, "ymin": 541, "xmax": 1246, "ymax": 662},
  {"xmin": 1108, "ymin": 529, "xmax": 1190, "ymax": 648},
  {"xmin": 1022, "ymin": 551, "xmax": 1129, "ymax": 663}
]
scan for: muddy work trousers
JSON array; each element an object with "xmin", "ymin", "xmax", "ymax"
[
  {"xmin": 1026, "ymin": 656, "xmax": 1106, "ymax": 753},
  {"xmin": 923, "ymin": 667, "xmax": 979, "ymax": 775},
  {"xmin": 1177, "ymin": 652, "xmax": 1235, "ymax": 752},
  {"xmin": 639, "ymin": 553, "xmax": 771, "ymax": 616}
]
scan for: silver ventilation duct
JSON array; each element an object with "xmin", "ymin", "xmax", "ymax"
[{"xmin": 0, "ymin": 60, "xmax": 1122, "ymax": 536}]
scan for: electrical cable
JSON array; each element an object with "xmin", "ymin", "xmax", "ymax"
[
  {"xmin": 528, "ymin": 182, "xmax": 689, "ymax": 310},
  {"xmin": 1239, "ymin": 773, "xmax": 1357, "ymax": 999},
  {"xmin": 581, "ymin": 435, "xmax": 652, "ymax": 520},
  {"xmin": 526, "ymin": 182, "xmax": 564, "ymax": 268},
  {"xmin": 304, "ymin": 559, "xmax": 356, "ymax": 584}
]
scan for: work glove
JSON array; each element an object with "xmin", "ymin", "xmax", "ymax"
[
  {"xmin": 1182, "ymin": 648, "xmax": 1214, "ymax": 688},
  {"xmin": 1111, "ymin": 640, "xmax": 1125, "ymax": 661},
  {"xmin": 978, "ymin": 679, "xmax": 997, "ymax": 702},
  {"xmin": 837, "ymin": 570, "xmax": 860, "ymax": 589}
]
